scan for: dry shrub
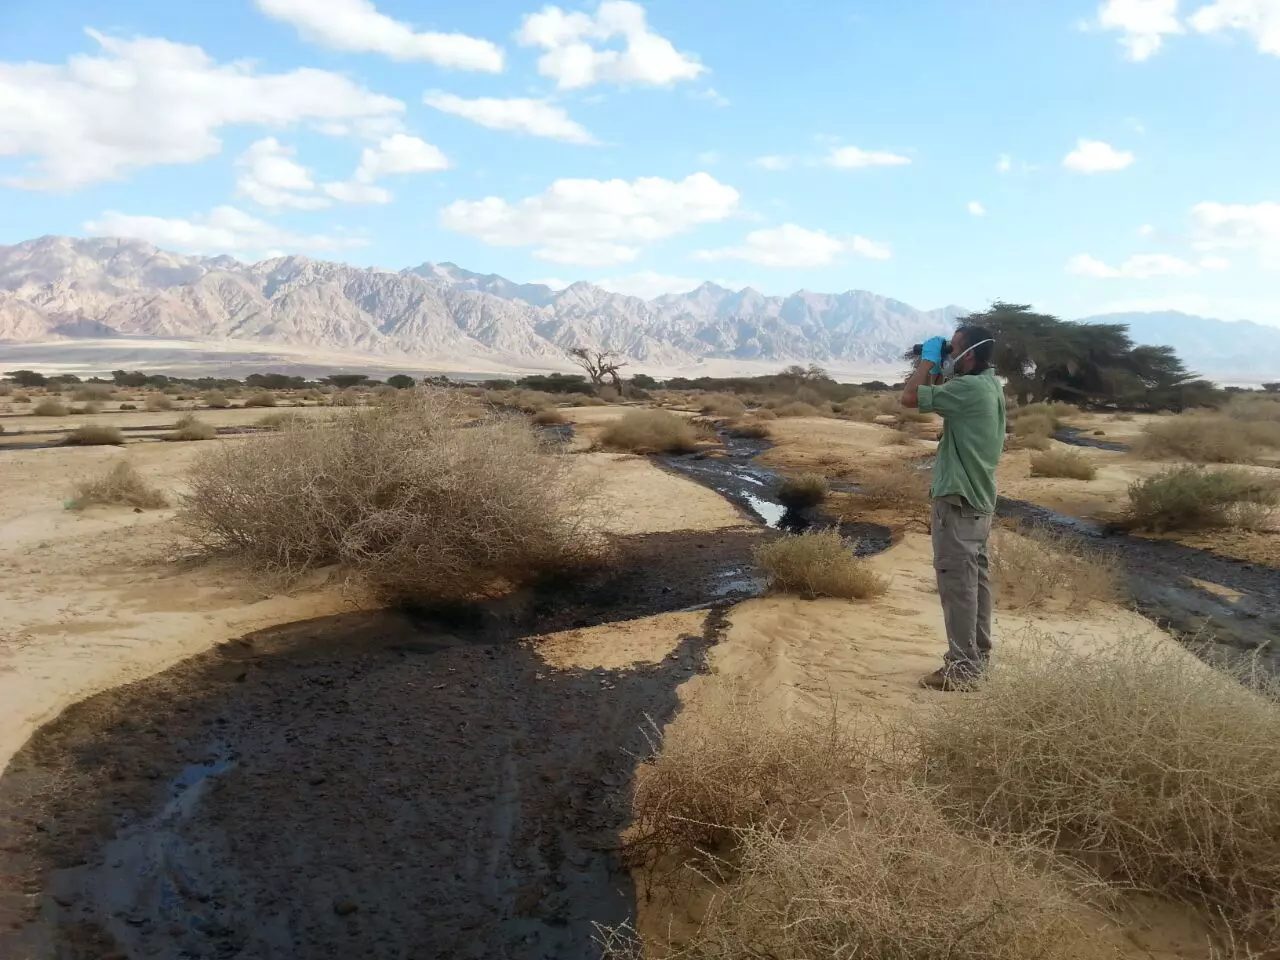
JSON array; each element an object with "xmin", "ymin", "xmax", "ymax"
[
  {"xmin": 853, "ymin": 458, "xmax": 931, "ymax": 511},
  {"xmin": 69, "ymin": 461, "xmax": 168, "ymax": 510},
  {"xmin": 726, "ymin": 420, "xmax": 769, "ymax": 439},
  {"xmin": 531, "ymin": 407, "xmax": 567, "ymax": 425},
  {"xmin": 1030, "ymin": 448, "xmax": 1098, "ymax": 480},
  {"xmin": 202, "ymin": 390, "xmax": 231, "ymax": 409},
  {"xmin": 63, "ymin": 424, "xmax": 124, "ymax": 446},
  {"xmin": 836, "ymin": 396, "xmax": 881, "ymax": 422},
  {"xmin": 1134, "ymin": 414, "xmax": 1257, "ymax": 463},
  {"xmin": 1112, "ymin": 412, "xmax": 1135, "ymax": 421},
  {"xmin": 1010, "ymin": 432, "xmax": 1052, "ymax": 451},
  {"xmin": 699, "ymin": 393, "xmax": 746, "ymax": 418},
  {"xmin": 1125, "ymin": 465, "xmax": 1280, "ymax": 532},
  {"xmin": 776, "ymin": 472, "xmax": 828, "ymax": 509},
  {"xmin": 915, "ymin": 637, "xmax": 1280, "ymax": 939},
  {"xmin": 243, "ymin": 390, "xmax": 277, "ymax": 408},
  {"xmin": 372, "ymin": 384, "xmax": 398, "ymax": 401},
  {"xmin": 772, "ymin": 401, "xmax": 822, "ymax": 418},
  {"xmin": 990, "ymin": 526, "xmax": 1121, "ymax": 609},
  {"xmin": 33, "ymin": 398, "xmax": 68, "ymax": 416},
  {"xmin": 752, "ymin": 407, "xmax": 777, "ymax": 421},
  {"xmin": 628, "ymin": 689, "xmax": 866, "ymax": 864},
  {"xmin": 144, "ymin": 393, "xmax": 174, "ymax": 412},
  {"xmin": 599, "ymin": 409, "xmax": 700, "ymax": 454},
  {"xmin": 167, "ymin": 414, "xmax": 217, "ymax": 441},
  {"xmin": 73, "ymin": 385, "xmax": 114, "ymax": 402},
  {"xmin": 755, "ymin": 529, "xmax": 887, "ymax": 600},
  {"xmin": 882, "ymin": 427, "xmax": 915, "ymax": 446},
  {"xmin": 898, "ymin": 407, "xmax": 932, "ymax": 424},
  {"xmin": 672, "ymin": 790, "xmax": 1091, "ymax": 960},
  {"xmin": 597, "ymin": 385, "xmax": 621, "ymax": 403},
  {"xmin": 300, "ymin": 388, "xmax": 324, "ymax": 402},
  {"xmin": 256, "ymin": 411, "xmax": 306, "ymax": 430},
  {"xmin": 179, "ymin": 389, "xmax": 598, "ymax": 605},
  {"xmin": 12, "ymin": 392, "xmax": 31, "ymax": 403}
]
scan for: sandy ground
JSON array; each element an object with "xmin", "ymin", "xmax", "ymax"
[
  {"xmin": 0, "ymin": 400, "xmax": 1274, "ymax": 959},
  {"xmin": 0, "ymin": 431, "xmax": 747, "ymax": 780}
]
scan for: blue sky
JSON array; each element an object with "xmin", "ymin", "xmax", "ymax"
[{"xmin": 3, "ymin": 0, "xmax": 1280, "ymax": 323}]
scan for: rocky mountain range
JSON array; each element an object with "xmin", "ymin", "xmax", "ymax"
[
  {"xmin": 0, "ymin": 236, "xmax": 965, "ymax": 370},
  {"xmin": 1, "ymin": 235, "xmax": 1277, "ymax": 380}
]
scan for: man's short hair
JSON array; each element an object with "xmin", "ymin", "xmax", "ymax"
[{"xmin": 955, "ymin": 324, "xmax": 995, "ymax": 373}]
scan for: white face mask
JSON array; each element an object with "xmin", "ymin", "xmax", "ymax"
[{"xmin": 941, "ymin": 339, "xmax": 994, "ymax": 378}]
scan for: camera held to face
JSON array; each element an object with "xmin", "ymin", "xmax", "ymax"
[{"xmin": 911, "ymin": 341, "xmax": 952, "ymax": 358}]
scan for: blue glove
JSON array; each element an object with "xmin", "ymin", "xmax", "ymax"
[{"xmin": 920, "ymin": 336, "xmax": 947, "ymax": 372}]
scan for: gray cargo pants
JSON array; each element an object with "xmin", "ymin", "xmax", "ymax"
[{"xmin": 930, "ymin": 496, "xmax": 993, "ymax": 676}]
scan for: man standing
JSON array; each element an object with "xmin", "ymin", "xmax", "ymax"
[{"xmin": 900, "ymin": 325, "xmax": 1006, "ymax": 690}]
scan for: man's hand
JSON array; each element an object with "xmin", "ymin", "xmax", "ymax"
[{"xmin": 920, "ymin": 336, "xmax": 947, "ymax": 372}]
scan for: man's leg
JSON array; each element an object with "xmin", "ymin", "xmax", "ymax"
[
  {"xmin": 974, "ymin": 536, "xmax": 993, "ymax": 664},
  {"xmin": 931, "ymin": 499, "xmax": 984, "ymax": 675}
]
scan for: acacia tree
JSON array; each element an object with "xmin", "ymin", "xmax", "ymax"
[
  {"xmin": 955, "ymin": 302, "xmax": 1220, "ymax": 411},
  {"xmin": 569, "ymin": 348, "xmax": 628, "ymax": 391}
]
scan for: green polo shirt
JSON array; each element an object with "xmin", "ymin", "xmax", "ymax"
[{"xmin": 916, "ymin": 369, "xmax": 1006, "ymax": 515}]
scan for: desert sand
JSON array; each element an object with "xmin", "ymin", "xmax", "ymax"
[{"xmin": 0, "ymin": 398, "xmax": 1274, "ymax": 959}]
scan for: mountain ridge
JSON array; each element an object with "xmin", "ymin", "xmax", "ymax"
[{"xmin": 1, "ymin": 235, "xmax": 1277, "ymax": 380}]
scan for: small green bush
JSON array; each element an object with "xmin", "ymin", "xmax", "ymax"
[
  {"xmin": 1125, "ymin": 465, "xmax": 1279, "ymax": 532},
  {"xmin": 118, "ymin": 402, "xmax": 138, "ymax": 411}
]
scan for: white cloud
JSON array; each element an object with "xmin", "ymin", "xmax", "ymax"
[
  {"xmin": 355, "ymin": 133, "xmax": 449, "ymax": 181},
  {"xmin": 424, "ymin": 92, "xmax": 595, "ymax": 144},
  {"xmin": 967, "ymin": 200, "xmax": 986, "ymax": 216},
  {"xmin": 1066, "ymin": 252, "xmax": 1202, "ymax": 277},
  {"xmin": 1137, "ymin": 222, "xmax": 1158, "ymax": 236},
  {"xmin": 84, "ymin": 206, "xmax": 366, "ymax": 257},
  {"xmin": 1190, "ymin": 0, "xmax": 1280, "ymax": 55},
  {"xmin": 439, "ymin": 172, "xmax": 740, "ymax": 266},
  {"xmin": 0, "ymin": 29, "xmax": 403, "ymax": 189},
  {"xmin": 754, "ymin": 155, "xmax": 793, "ymax": 171},
  {"xmin": 694, "ymin": 223, "xmax": 890, "ymax": 268},
  {"xmin": 254, "ymin": 0, "xmax": 504, "ymax": 70},
  {"xmin": 516, "ymin": 0, "xmax": 706, "ymax": 89},
  {"xmin": 1200, "ymin": 254, "xmax": 1231, "ymax": 270},
  {"xmin": 235, "ymin": 138, "xmax": 331, "ymax": 211},
  {"xmin": 1063, "ymin": 138, "xmax": 1135, "ymax": 173},
  {"xmin": 996, "ymin": 153, "xmax": 1013, "ymax": 173},
  {"xmin": 1097, "ymin": 0, "xmax": 1184, "ymax": 60},
  {"xmin": 322, "ymin": 181, "xmax": 392, "ymax": 204},
  {"xmin": 1190, "ymin": 200, "xmax": 1280, "ymax": 264},
  {"xmin": 692, "ymin": 86, "xmax": 730, "ymax": 106},
  {"xmin": 823, "ymin": 146, "xmax": 912, "ymax": 169},
  {"xmin": 593, "ymin": 271, "xmax": 717, "ymax": 298}
]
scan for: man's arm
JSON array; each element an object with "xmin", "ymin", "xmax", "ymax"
[{"xmin": 900, "ymin": 360, "xmax": 939, "ymax": 409}]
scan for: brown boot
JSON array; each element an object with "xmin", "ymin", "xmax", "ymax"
[{"xmin": 919, "ymin": 667, "xmax": 979, "ymax": 692}]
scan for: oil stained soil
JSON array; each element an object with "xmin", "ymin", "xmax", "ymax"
[{"xmin": 0, "ymin": 529, "xmax": 754, "ymax": 960}]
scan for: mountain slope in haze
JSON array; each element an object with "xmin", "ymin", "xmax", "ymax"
[
  {"xmin": 1079, "ymin": 311, "xmax": 1280, "ymax": 381},
  {"xmin": 0, "ymin": 236, "xmax": 964, "ymax": 369},
  {"xmin": 2, "ymin": 236, "xmax": 1276, "ymax": 379}
]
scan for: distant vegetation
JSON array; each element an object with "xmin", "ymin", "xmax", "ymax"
[{"xmin": 69, "ymin": 461, "xmax": 168, "ymax": 510}]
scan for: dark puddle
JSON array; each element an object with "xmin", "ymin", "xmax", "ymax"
[
  {"xmin": 657, "ymin": 431, "xmax": 895, "ymax": 556},
  {"xmin": 0, "ymin": 530, "xmax": 757, "ymax": 960},
  {"xmin": 1054, "ymin": 426, "xmax": 1129, "ymax": 452},
  {"xmin": 999, "ymin": 497, "xmax": 1280, "ymax": 673}
]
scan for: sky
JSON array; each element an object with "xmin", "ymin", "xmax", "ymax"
[{"xmin": 3, "ymin": 0, "xmax": 1280, "ymax": 324}]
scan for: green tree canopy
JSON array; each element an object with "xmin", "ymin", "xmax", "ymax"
[
  {"xmin": 386, "ymin": 374, "xmax": 416, "ymax": 389},
  {"xmin": 957, "ymin": 302, "xmax": 1221, "ymax": 411}
]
